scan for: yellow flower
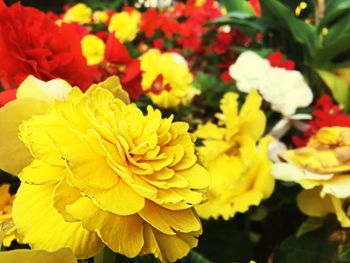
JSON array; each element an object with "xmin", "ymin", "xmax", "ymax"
[
  {"xmin": 81, "ymin": 35, "xmax": 105, "ymax": 66},
  {"xmin": 108, "ymin": 10, "xmax": 141, "ymax": 43},
  {"xmin": 140, "ymin": 49, "xmax": 194, "ymax": 108},
  {"xmin": 0, "ymin": 184, "xmax": 18, "ymax": 247},
  {"xmin": 0, "ymin": 75, "xmax": 209, "ymax": 262},
  {"xmin": 63, "ymin": 3, "xmax": 92, "ymax": 24},
  {"xmin": 195, "ymin": 91, "xmax": 274, "ymax": 220},
  {"xmin": 272, "ymin": 127, "xmax": 350, "ymax": 227},
  {"xmin": 93, "ymin": 10, "xmax": 108, "ymax": 24}
]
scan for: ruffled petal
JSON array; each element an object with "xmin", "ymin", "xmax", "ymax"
[
  {"xmin": 138, "ymin": 201, "xmax": 201, "ymax": 235},
  {"xmin": 12, "ymin": 183, "xmax": 104, "ymax": 259},
  {"xmin": 66, "ymin": 196, "xmax": 144, "ymax": 257},
  {"xmin": 0, "ymin": 98, "xmax": 49, "ymax": 175}
]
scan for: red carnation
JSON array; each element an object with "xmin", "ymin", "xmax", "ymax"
[{"xmin": 0, "ymin": 1, "xmax": 93, "ymax": 93}]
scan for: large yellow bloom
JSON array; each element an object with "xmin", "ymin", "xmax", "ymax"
[
  {"xmin": 63, "ymin": 3, "xmax": 92, "ymax": 24},
  {"xmin": 140, "ymin": 49, "xmax": 195, "ymax": 108},
  {"xmin": 81, "ymin": 34, "xmax": 105, "ymax": 66},
  {"xmin": 272, "ymin": 127, "xmax": 350, "ymax": 227},
  {"xmin": 195, "ymin": 91, "xmax": 275, "ymax": 220},
  {"xmin": 0, "ymin": 75, "xmax": 208, "ymax": 262},
  {"xmin": 108, "ymin": 10, "xmax": 141, "ymax": 43}
]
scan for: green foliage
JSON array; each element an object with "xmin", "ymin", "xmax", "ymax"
[
  {"xmin": 296, "ymin": 217, "xmax": 324, "ymax": 238},
  {"xmin": 274, "ymin": 229, "xmax": 337, "ymax": 263},
  {"xmin": 318, "ymin": 69, "xmax": 350, "ymax": 112},
  {"xmin": 220, "ymin": 0, "xmax": 254, "ymax": 14}
]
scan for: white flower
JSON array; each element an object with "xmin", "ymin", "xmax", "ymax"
[
  {"xmin": 259, "ymin": 68, "xmax": 313, "ymax": 116},
  {"xmin": 229, "ymin": 51, "xmax": 313, "ymax": 116},
  {"xmin": 229, "ymin": 51, "xmax": 270, "ymax": 92}
]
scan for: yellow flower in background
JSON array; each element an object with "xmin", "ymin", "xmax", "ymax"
[
  {"xmin": 63, "ymin": 3, "xmax": 92, "ymax": 24},
  {"xmin": 93, "ymin": 10, "xmax": 108, "ymax": 24},
  {"xmin": 195, "ymin": 91, "xmax": 274, "ymax": 220},
  {"xmin": 272, "ymin": 126, "xmax": 350, "ymax": 227},
  {"xmin": 140, "ymin": 49, "xmax": 194, "ymax": 108},
  {"xmin": 81, "ymin": 35, "xmax": 105, "ymax": 65},
  {"xmin": 108, "ymin": 10, "xmax": 141, "ymax": 42},
  {"xmin": 0, "ymin": 75, "xmax": 208, "ymax": 262},
  {"xmin": 0, "ymin": 184, "xmax": 18, "ymax": 247}
]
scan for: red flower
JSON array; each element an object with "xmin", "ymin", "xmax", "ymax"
[
  {"xmin": 293, "ymin": 94, "xmax": 350, "ymax": 147},
  {"xmin": 267, "ymin": 51, "xmax": 295, "ymax": 70},
  {"xmin": 212, "ymin": 32, "xmax": 233, "ymax": 54},
  {"xmin": 0, "ymin": 1, "xmax": 93, "ymax": 92},
  {"xmin": 102, "ymin": 34, "xmax": 143, "ymax": 100},
  {"xmin": 0, "ymin": 89, "xmax": 17, "ymax": 107},
  {"xmin": 140, "ymin": 8, "xmax": 160, "ymax": 38},
  {"xmin": 153, "ymin": 39, "xmax": 164, "ymax": 50}
]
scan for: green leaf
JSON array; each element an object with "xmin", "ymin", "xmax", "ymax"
[
  {"xmin": 337, "ymin": 245, "xmax": 350, "ymax": 263},
  {"xmin": 260, "ymin": 0, "xmax": 318, "ymax": 56},
  {"xmin": 274, "ymin": 229, "xmax": 337, "ymax": 263},
  {"xmin": 211, "ymin": 12, "xmax": 263, "ymax": 32},
  {"xmin": 221, "ymin": 0, "xmax": 254, "ymax": 14},
  {"xmin": 179, "ymin": 251, "xmax": 211, "ymax": 263},
  {"xmin": 320, "ymin": 0, "xmax": 350, "ymax": 28},
  {"xmin": 296, "ymin": 217, "xmax": 324, "ymax": 238},
  {"xmin": 93, "ymin": 247, "xmax": 116, "ymax": 263},
  {"xmin": 317, "ymin": 69, "xmax": 350, "ymax": 112}
]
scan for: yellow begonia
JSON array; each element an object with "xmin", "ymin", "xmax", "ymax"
[
  {"xmin": 140, "ymin": 49, "xmax": 195, "ymax": 108},
  {"xmin": 81, "ymin": 35, "xmax": 105, "ymax": 66},
  {"xmin": 272, "ymin": 127, "xmax": 350, "ymax": 227},
  {"xmin": 0, "ymin": 75, "xmax": 209, "ymax": 262},
  {"xmin": 195, "ymin": 91, "xmax": 275, "ymax": 220},
  {"xmin": 108, "ymin": 10, "xmax": 141, "ymax": 43},
  {"xmin": 63, "ymin": 3, "xmax": 92, "ymax": 24},
  {"xmin": 93, "ymin": 10, "xmax": 108, "ymax": 24}
]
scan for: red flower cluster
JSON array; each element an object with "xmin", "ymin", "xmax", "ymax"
[
  {"xmin": 140, "ymin": 0, "xmax": 222, "ymax": 52},
  {"xmin": 0, "ymin": 1, "xmax": 93, "ymax": 105},
  {"xmin": 267, "ymin": 51, "xmax": 295, "ymax": 70},
  {"xmin": 98, "ymin": 34, "xmax": 143, "ymax": 100},
  {"xmin": 293, "ymin": 94, "xmax": 350, "ymax": 147}
]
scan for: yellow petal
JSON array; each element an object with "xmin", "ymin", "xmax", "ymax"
[
  {"xmin": 0, "ymin": 98, "xmax": 49, "ymax": 175},
  {"xmin": 138, "ymin": 201, "xmax": 201, "ymax": 235},
  {"xmin": 252, "ymin": 136, "xmax": 274, "ymax": 198},
  {"xmin": 320, "ymin": 175, "xmax": 350, "ymax": 198},
  {"xmin": 89, "ymin": 76, "xmax": 130, "ymax": 104},
  {"xmin": 19, "ymin": 159, "xmax": 65, "ymax": 185},
  {"xmin": 195, "ymin": 122, "xmax": 225, "ymax": 140},
  {"xmin": 0, "ymin": 248, "xmax": 77, "ymax": 263},
  {"xmin": 66, "ymin": 197, "xmax": 144, "ymax": 257},
  {"xmin": 12, "ymin": 183, "xmax": 104, "ymax": 259},
  {"xmin": 53, "ymin": 179, "xmax": 82, "ymax": 222},
  {"xmin": 176, "ymin": 164, "xmax": 209, "ymax": 189},
  {"xmin": 153, "ymin": 228, "xmax": 200, "ymax": 262},
  {"xmin": 17, "ymin": 75, "xmax": 72, "ymax": 102},
  {"xmin": 84, "ymin": 179, "xmax": 145, "ymax": 216},
  {"xmin": 297, "ymin": 188, "xmax": 334, "ymax": 218},
  {"xmin": 239, "ymin": 90, "xmax": 266, "ymax": 141},
  {"xmin": 330, "ymin": 196, "xmax": 350, "ymax": 227}
]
